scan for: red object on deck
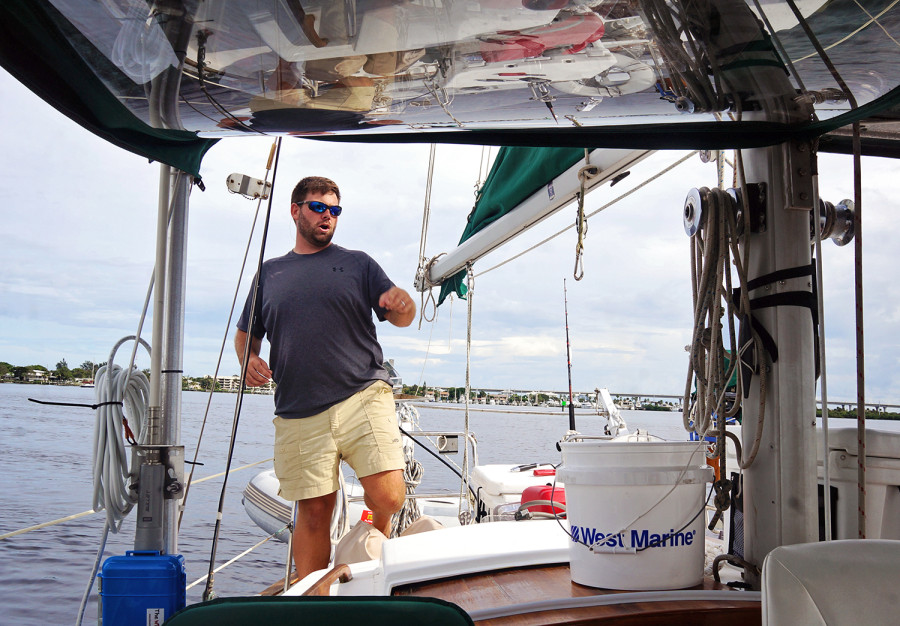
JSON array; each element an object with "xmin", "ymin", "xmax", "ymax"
[
  {"xmin": 520, "ymin": 484, "xmax": 566, "ymax": 515},
  {"xmin": 479, "ymin": 13, "xmax": 605, "ymax": 63}
]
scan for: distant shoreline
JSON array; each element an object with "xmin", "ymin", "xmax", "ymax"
[
  {"xmin": 408, "ymin": 403, "xmax": 618, "ymax": 417},
  {"xmin": 5, "ymin": 382, "xmax": 898, "ymax": 420}
]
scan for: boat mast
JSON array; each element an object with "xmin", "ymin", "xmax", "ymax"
[
  {"xmin": 134, "ymin": 10, "xmax": 193, "ymax": 556},
  {"xmin": 697, "ymin": 0, "xmax": 819, "ymax": 586}
]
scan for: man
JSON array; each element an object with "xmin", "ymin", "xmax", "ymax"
[{"xmin": 234, "ymin": 175, "xmax": 416, "ymax": 580}]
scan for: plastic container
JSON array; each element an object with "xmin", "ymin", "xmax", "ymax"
[
  {"xmin": 558, "ymin": 439, "xmax": 712, "ymax": 590},
  {"xmin": 99, "ymin": 550, "xmax": 185, "ymax": 625},
  {"xmin": 520, "ymin": 484, "xmax": 566, "ymax": 515}
]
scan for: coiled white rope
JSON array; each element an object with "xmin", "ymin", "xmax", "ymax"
[
  {"xmin": 91, "ymin": 357, "xmax": 151, "ymax": 531},
  {"xmin": 394, "ymin": 459, "xmax": 424, "ymax": 536},
  {"xmin": 681, "ymin": 154, "xmax": 767, "ymax": 471},
  {"xmin": 77, "ymin": 336, "xmax": 151, "ymax": 626}
]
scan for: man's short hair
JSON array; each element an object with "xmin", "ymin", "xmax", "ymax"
[{"xmin": 291, "ymin": 176, "xmax": 341, "ymax": 204}]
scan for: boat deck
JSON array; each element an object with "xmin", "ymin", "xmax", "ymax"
[{"xmin": 393, "ymin": 564, "xmax": 760, "ymax": 625}]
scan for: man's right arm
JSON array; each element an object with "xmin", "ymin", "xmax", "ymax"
[{"xmin": 234, "ymin": 329, "xmax": 273, "ymax": 387}]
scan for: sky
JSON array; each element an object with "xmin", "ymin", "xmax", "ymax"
[{"xmin": 1, "ymin": 67, "xmax": 898, "ymax": 403}]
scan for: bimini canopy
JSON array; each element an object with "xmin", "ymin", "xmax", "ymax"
[{"xmin": 1, "ymin": 0, "xmax": 899, "ymax": 176}]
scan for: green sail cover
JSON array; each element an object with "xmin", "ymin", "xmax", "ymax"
[
  {"xmin": 0, "ymin": 0, "xmax": 217, "ymax": 179},
  {"xmin": 437, "ymin": 146, "xmax": 587, "ymax": 305}
]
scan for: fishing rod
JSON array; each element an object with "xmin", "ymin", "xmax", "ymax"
[{"xmin": 564, "ymin": 279, "xmax": 576, "ymax": 432}]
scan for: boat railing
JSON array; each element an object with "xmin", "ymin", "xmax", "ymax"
[
  {"xmin": 0, "ymin": 456, "xmax": 274, "ymax": 541},
  {"xmin": 346, "ymin": 492, "xmax": 461, "ymax": 503},
  {"xmin": 402, "ymin": 430, "xmax": 480, "ymax": 469}
]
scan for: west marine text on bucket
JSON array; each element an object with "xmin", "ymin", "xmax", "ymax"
[{"xmin": 570, "ymin": 525, "xmax": 697, "ymax": 550}]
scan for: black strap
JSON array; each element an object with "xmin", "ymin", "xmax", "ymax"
[
  {"xmin": 733, "ymin": 262, "xmax": 821, "ymax": 396},
  {"xmin": 745, "ymin": 262, "xmax": 815, "ymax": 292},
  {"xmin": 28, "ymin": 398, "xmax": 123, "ymax": 410}
]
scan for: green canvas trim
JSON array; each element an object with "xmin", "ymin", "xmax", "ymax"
[
  {"xmin": 437, "ymin": 146, "xmax": 586, "ymax": 305},
  {"xmin": 0, "ymin": 0, "xmax": 217, "ymax": 179},
  {"xmin": 166, "ymin": 595, "xmax": 475, "ymax": 626},
  {"xmin": 805, "ymin": 85, "xmax": 900, "ymax": 136},
  {"xmin": 720, "ymin": 59, "xmax": 787, "ymax": 71}
]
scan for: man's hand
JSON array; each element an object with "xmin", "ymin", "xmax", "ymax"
[
  {"xmin": 379, "ymin": 286, "xmax": 416, "ymax": 328},
  {"xmin": 244, "ymin": 353, "xmax": 273, "ymax": 387},
  {"xmin": 234, "ymin": 329, "xmax": 273, "ymax": 386}
]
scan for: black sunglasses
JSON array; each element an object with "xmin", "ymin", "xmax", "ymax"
[{"xmin": 299, "ymin": 201, "xmax": 342, "ymax": 217}]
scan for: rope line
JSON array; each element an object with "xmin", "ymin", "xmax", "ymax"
[
  {"xmin": 0, "ymin": 458, "xmax": 275, "ymax": 541},
  {"xmin": 793, "ymin": 0, "xmax": 900, "ymax": 62},
  {"xmin": 476, "ymin": 152, "xmax": 697, "ymax": 278},
  {"xmin": 573, "ymin": 160, "xmax": 596, "ymax": 281},
  {"xmin": 681, "ymin": 151, "xmax": 770, "ymax": 475},
  {"xmin": 460, "ymin": 264, "xmax": 475, "ymax": 522},
  {"xmin": 415, "ymin": 145, "xmax": 439, "ymax": 329},
  {"xmin": 27, "ymin": 398, "xmax": 123, "ymax": 410},
  {"xmin": 186, "ymin": 527, "xmax": 287, "ymax": 590}
]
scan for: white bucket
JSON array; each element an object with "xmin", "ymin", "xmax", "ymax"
[{"xmin": 557, "ymin": 439, "xmax": 713, "ymax": 590}]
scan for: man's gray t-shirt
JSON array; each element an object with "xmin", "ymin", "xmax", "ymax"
[{"xmin": 237, "ymin": 245, "xmax": 393, "ymax": 418}]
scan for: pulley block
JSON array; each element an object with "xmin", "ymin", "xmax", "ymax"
[{"xmin": 813, "ymin": 198, "xmax": 855, "ymax": 246}]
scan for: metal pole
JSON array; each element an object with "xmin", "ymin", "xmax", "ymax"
[
  {"xmin": 163, "ymin": 171, "xmax": 190, "ymax": 554},
  {"xmin": 851, "ymin": 122, "xmax": 866, "ymax": 538},
  {"xmin": 564, "ymin": 279, "xmax": 576, "ymax": 432},
  {"xmin": 741, "ymin": 141, "xmax": 818, "ymax": 587}
]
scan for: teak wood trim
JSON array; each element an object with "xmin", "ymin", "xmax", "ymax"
[{"xmin": 302, "ymin": 563, "xmax": 353, "ymax": 596}]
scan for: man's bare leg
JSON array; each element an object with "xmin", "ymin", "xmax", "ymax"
[
  {"xmin": 292, "ymin": 491, "xmax": 337, "ymax": 580},
  {"xmin": 358, "ymin": 469, "xmax": 406, "ymax": 537}
]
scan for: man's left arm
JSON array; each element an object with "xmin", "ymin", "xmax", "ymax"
[{"xmin": 379, "ymin": 286, "xmax": 416, "ymax": 327}]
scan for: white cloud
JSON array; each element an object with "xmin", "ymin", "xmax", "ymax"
[{"xmin": 1, "ymin": 68, "xmax": 898, "ymax": 402}]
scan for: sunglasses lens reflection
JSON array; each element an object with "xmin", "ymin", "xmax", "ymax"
[{"xmin": 306, "ymin": 201, "xmax": 341, "ymax": 216}]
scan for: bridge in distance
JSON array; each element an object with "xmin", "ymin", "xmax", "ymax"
[{"xmin": 467, "ymin": 388, "xmax": 900, "ymax": 411}]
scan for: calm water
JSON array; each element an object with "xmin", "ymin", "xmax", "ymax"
[{"xmin": 0, "ymin": 383, "xmax": 894, "ymax": 624}]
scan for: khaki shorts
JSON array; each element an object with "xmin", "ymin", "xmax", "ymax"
[{"xmin": 273, "ymin": 381, "xmax": 405, "ymax": 501}]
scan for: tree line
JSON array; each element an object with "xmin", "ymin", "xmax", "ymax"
[{"xmin": 0, "ymin": 358, "xmax": 102, "ymax": 382}]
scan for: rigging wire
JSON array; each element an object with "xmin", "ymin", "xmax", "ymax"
[
  {"xmin": 0, "ymin": 458, "xmax": 273, "ymax": 541},
  {"xmin": 203, "ymin": 137, "xmax": 283, "ymax": 601},
  {"xmin": 460, "ymin": 264, "xmax": 475, "ymax": 521},
  {"xmin": 412, "ymin": 144, "xmax": 442, "ymax": 390},
  {"xmin": 475, "ymin": 146, "xmax": 493, "ymax": 197},
  {"xmin": 187, "ymin": 526, "xmax": 288, "ymax": 590},
  {"xmin": 178, "ymin": 141, "xmax": 279, "ymax": 531},
  {"xmin": 812, "ymin": 166, "xmax": 833, "ymax": 540},
  {"xmin": 852, "ymin": 122, "xmax": 866, "ymax": 538},
  {"xmin": 792, "ymin": 0, "xmax": 900, "ymax": 63},
  {"xmin": 748, "ymin": 0, "xmax": 808, "ymax": 94},
  {"xmin": 782, "ymin": 0, "xmax": 867, "ymax": 534},
  {"xmin": 415, "ymin": 144, "xmax": 439, "ymax": 328},
  {"xmin": 397, "ymin": 425, "xmax": 475, "ymax": 497},
  {"xmin": 475, "ymin": 151, "xmax": 698, "ymax": 279},
  {"xmin": 416, "ymin": 315, "xmax": 438, "ymax": 390}
]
